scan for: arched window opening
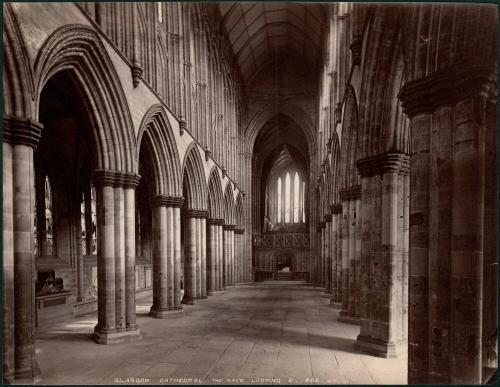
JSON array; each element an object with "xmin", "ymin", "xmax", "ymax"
[
  {"xmin": 35, "ymin": 174, "xmax": 56, "ymax": 256},
  {"xmin": 157, "ymin": 2, "xmax": 163, "ymax": 23},
  {"xmin": 277, "ymin": 177, "xmax": 282, "ymax": 223},
  {"xmin": 44, "ymin": 176, "xmax": 54, "ymax": 255},
  {"xmin": 285, "ymin": 173, "xmax": 291, "ymax": 223},
  {"xmin": 293, "ymin": 172, "xmax": 300, "ymax": 223},
  {"xmin": 302, "ymin": 181, "xmax": 306, "ymax": 223},
  {"xmin": 81, "ymin": 185, "xmax": 98, "ymax": 256}
]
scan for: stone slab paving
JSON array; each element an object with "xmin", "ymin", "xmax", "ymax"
[{"xmin": 35, "ymin": 282, "xmax": 407, "ymax": 385}]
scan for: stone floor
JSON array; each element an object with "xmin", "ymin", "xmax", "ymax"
[{"xmin": 35, "ymin": 282, "xmax": 407, "ymax": 385}]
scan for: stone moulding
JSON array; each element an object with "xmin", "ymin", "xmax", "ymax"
[
  {"xmin": 339, "ymin": 185, "xmax": 362, "ymax": 201},
  {"xmin": 93, "ymin": 169, "xmax": 142, "ymax": 188},
  {"xmin": 356, "ymin": 152, "xmax": 410, "ymax": 178},
  {"xmin": 222, "ymin": 224, "xmax": 236, "ymax": 231},
  {"xmin": 331, "ymin": 204, "xmax": 342, "ymax": 214},
  {"xmin": 184, "ymin": 208, "xmax": 209, "ymax": 218},
  {"xmin": 234, "ymin": 228, "xmax": 245, "ymax": 234},
  {"xmin": 3, "ymin": 116, "xmax": 43, "ymax": 149},
  {"xmin": 207, "ymin": 218, "xmax": 224, "ymax": 226},
  {"xmin": 152, "ymin": 195, "xmax": 185, "ymax": 208},
  {"xmin": 399, "ymin": 64, "xmax": 496, "ymax": 117}
]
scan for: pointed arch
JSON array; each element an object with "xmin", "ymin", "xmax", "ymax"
[
  {"xmin": 235, "ymin": 192, "xmax": 243, "ymax": 227},
  {"xmin": 3, "ymin": 4, "xmax": 35, "ymax": 118},
  {"xmin": 329, "ymin": 132, "xmax": 341, "ymax": 205},
  {"xmin": 207, "ymin": 166, "xmax": 224, "ymax": 219},
  {"xmin": 358, "ymin": 7, "xmax": 408, "ymax": 158},
  {"xmin": 340, "ymin": 86, "xmax": 361, "ymax": 190},
  {"xmin": 137, "ymin": 104, "xmax": 182, "ymax": 196},
  {"xmin": 223, "ymin": 182, "xmax": 235, "ymax": 225},
  {"xmin": 245, "ymin": 102, "xmax": 315, "ymax": 155},
  {"xmin": 34, "ymin": 24, "xmax": 136, "ymax": 172},
  {"xmin": 182, "ymin": 143, "xmax": 208, "ymax": 210}
]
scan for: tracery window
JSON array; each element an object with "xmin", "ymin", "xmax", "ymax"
[{"xmin": 275, "ymin": 170, "xmax": 306, "ymax": 225}]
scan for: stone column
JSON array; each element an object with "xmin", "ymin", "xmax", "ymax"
[
  {"xmin": 93, "ymin": 170, "xmax": 141, "ymax": 344},
  {"xmin": 338, "ymin": 186, "xmax": 361, "ymax": 323},
  {"xmin": 339, "ymin": 198, "xmax": 350, "ymax": 321},
  {"xmin": 195, "ymin": 217, "xmax": 202, "ymax": 298},
  {"xmin": 114, "ymin": 185, "xmax": 126, "ymax": 331},
  {"xmin": 319, "ymin": 222, "xmax": 325, "ymax": 286},
  {"xmin": 399, "ymin": 65, "xmax": 496, "ymax": 383},
  {"xmin": 3, "ymin": 139, "xmax": 15, "ymax": 384},
  {"xmin": 235, "ymin": 228, "xmax": 245, "ymax": 283},
  {"xmin": 324, "ymin": 215, "xmax": 331, "ymax": 292},
  {"xmin": 200, "ymin": 216, "xmax": 207, "ymax": 298},
  {"xmin": 217, "ymin": 224, "xmax": 224, "ymax": 290},
  {"xmin": 223, "ymin": 224, "xmax": 235, "ymax": 285},
  {"xmin": 355, "ymin": 154, "xmax": 409, "ymax": 356},
  {"xmin": 354, "ymin": 198, "xmax": 362, "ymax": 317},
  {"xmin": 330, "ymin": 204, "xmax": 343, "ymax": 306},
  {"xmin": 182, "ymin": 212, "xmax": 196, "ymax": 305},
  {"xmin": 172, "ymin": 203, "xmax": 183, "ymax": 308},
  {"xmin": 207, "ymin": 219, "xmax": 220, "ymax": 295},
  {"xmin": 3, "ymin": 117, "xmax": 42, "ymax": 383},
  {"xmin": 150, "ymin": 196, "xmax": 184, "ymax": 317},
  {"xmin": 123, "ymin": 174, "xmax": 141, "ymax": 331}
]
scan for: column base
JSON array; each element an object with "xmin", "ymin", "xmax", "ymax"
[
  {"xmin": 338, "ymin": 311, "xmax": 361, "ymax": 324},
  {"xmin": 13, "ymin": 364, "xmax": 42, "ymax": 385},
  {"xmin": 181, "ymin": 296, "xmax": 194, "ymax": 305},
  {"xmin": 207, "ymin": 290, "xmax": 214, "ymax": 296},
  {"xmin": 330, "ymin": 300, "xmax": 342, "ymax": 308},
  {"xmin": 356, "ymin": 334, "xmax": 407, "ymax": 358},
  {"xmin": 93, "ymin": 326, "xmax": 141, "ymax": 344},
  {"xmin": 149, "ymin": 307, "xmax": 184, "ymax": 319}
]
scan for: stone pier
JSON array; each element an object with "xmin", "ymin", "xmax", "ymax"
[
  {"xmin": 93, "ymin": 170, "xmax": 141, "ymax": 344},
  {"xmin": 150, "ymin": 196, "xmax": 184, "ymax": 318}
]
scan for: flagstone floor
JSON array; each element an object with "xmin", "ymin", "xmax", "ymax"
[{"xmin": 36, "ymin": 281, "xmax": 407, "ymax": 385}]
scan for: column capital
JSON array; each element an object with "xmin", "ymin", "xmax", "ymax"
[
  {"xmin": 152, "ymin": 195, "xmax": 185, "ymax": 208},
  {"xmin": 319, "ymin": 221, "xmax": 326, "ymax": 230},
  {"xmin": 184, "ymin": 208, "xmax": 209, "ymax": 218},
  {"xmin": 3, "ymin": 116, "xmax": 43, "ymax": 148},
  {"xmin": 399, "ymin": 64, "xmax": 496, "ymax": 117},
  {"xmin": 349, "ymin": 36, "xmax": 362, "ymax": 66},
  {"xmin": 207, "ymin": 218, "xmax": 224, "ymax": 225},
  {"xmin": 339, "ymin": 185, "xmax": 362, "ymax": 201},
  {"xmin": 356, "ymin": 152, "xmax": 410, "ymax": 178},
  {"xmin": 179, "ymin": 119, "xmax": 187, "ymax": 136},
  {"xmin": 234, "ymin": 228, "xmax": 245, "ymax": 234},
  {"xmin": 222, "ymin": 224, "xmax": 235, "ymax": 231},
  {"xmin": 122, "ymin": 173, "xmax": 141, "ymax": 188},
  {"xmin": 331, "ymin": 203, "xmax": 343, "ymax": 214},
  {"xmin": 93, "ymin": 170, "xmax": 142, "ymax": 188},
  {"xmin": 324, "ymin": 214, "xmax": 332, "ymax": 222}
]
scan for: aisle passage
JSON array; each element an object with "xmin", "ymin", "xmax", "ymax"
[{"xmin": 36, "ymin": 283, "xmax": 406, "ymax": 385}]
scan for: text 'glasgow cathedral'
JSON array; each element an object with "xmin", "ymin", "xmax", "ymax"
[{"xmin": 2, "ymin": 2, "xmax": 498, "ymax": 386}]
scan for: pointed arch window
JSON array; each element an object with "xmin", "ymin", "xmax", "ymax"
[
  {"xmin": 157, "ymin": 2, "xmax": 163, "ymax": 23},
  {"xmin": 81, "ymin": 185, "xmax": 97, "ymax": 256},
  {"xmin": 302, "ymin": 181, "xmax": 306, "ymax": 223},
  {"xmin": 35, "ymin": 175, "xmax": 56, "ymax": 256},
  {"xmin": 277, "ymin": 177, "xmax": 282, "ymax": 223},
  {"xmin": 293, "ymin": 172, "xmax": 300, "ymax": 223},
  {"xmin": 285, "ymin": 173, "xmax": 291, "ymax": 223}
]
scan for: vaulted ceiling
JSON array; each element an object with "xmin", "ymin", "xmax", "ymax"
[{"xmin": 218, "ymin": 2, "xmax": 325, "ymax": 83}]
